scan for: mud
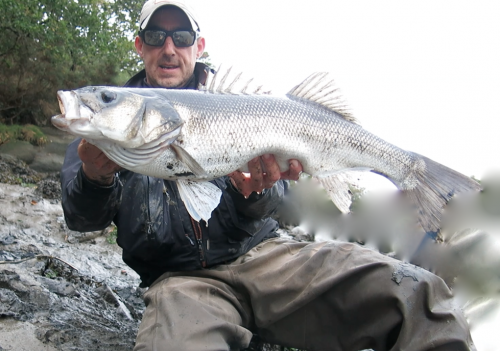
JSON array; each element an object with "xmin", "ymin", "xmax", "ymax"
[{"xmin": 0, "ymin": 179, "xmax": 144, "ymax": 350}]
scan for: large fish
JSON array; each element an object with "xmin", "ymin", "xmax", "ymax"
[{"xmin": 51, "ymin": 72, "xmax": 481, "ymax": 232}]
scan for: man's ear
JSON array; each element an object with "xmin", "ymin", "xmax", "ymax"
[
  {"xmin": 196, "ymin": 37, "xmax": 206, "ymax": 59},
  {"xmin": 135, "ymin": 36, "xmax": 144, "ymax": 57}
]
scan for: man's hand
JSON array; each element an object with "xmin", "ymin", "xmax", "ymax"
[
  {"xmin": 78, "ymin": 139, "xmax": 122, "ymax": 185},
  {"xmin": 228, "ymin": 154, "xmax": 303, "ymax": 198}
]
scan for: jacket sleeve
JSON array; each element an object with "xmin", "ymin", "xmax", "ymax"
[
  {"xmin": 60, "ymin": 138, "xmax": 122, "ymax": 232},
  {"xmin": 224, "ymin": 176, "xmax": 287, "ymax": 220}
]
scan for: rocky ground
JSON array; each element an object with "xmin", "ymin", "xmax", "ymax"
[{"xmin": 0, "ymin": 152, "xmax": 146, "ymax": 350}]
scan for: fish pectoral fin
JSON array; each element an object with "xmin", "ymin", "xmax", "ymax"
[
  {"xmin": 315, "ymin": 172, "xmax": 360, "ymax": 214},
  {"xmin": 170, "ymin": 143, "xmax": 208, "ymax": 178},
  {"xmin": 176, "ymin": 180, "xmax": 222, "ymax": 223}
]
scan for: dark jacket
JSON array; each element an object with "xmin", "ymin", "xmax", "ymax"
[{"xmin": 60, "ymin": 63, "xmax": 284, "ymax": 287}]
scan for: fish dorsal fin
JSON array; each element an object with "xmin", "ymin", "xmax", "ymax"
[
  {"xmin": 287, "ymin": 72, "xmax": 358, "ymax": 124},
  {"xmin": 199, "ymin": 65, "xmax": 272, "ymax": 95}
]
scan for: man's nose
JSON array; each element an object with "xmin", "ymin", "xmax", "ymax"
[{"xmin": 162, "ymin": 36, "xmax": 176, "ymax": 55}]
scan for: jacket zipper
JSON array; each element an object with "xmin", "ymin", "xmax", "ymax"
[
  {"xmin": 190, "ymin": 217, "xmax": 206, "ymax": 267},
  {"xmin": 146, "ymin": 177, "xmax": 154, "ymax": 241}
]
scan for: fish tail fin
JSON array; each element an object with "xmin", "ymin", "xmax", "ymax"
[{"xmin": 401, "ymin": 154, "xmax": 482, "ymax": 235}]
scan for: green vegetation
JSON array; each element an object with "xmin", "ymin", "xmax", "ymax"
[
  {"xmin": 0, "ymin": 1, "xmax": 215, "ymax": 127},
  {"xmin": 0, "ymin": 0, "xmax": 144, "ymax": 126},
  {"xmin": 106, "ymin": 226, "xmax": 118, "ymax": 244},
  {"xmin": 198, "ymin": 51, "xmax": 215, "ymax": 69},
  {"xmin": 0, "ymin": 123, "xmax": 47, "ymax": 146},
  {"xmin": 43, "ymin": 268, "xmax": 58, "ymax": 279}
]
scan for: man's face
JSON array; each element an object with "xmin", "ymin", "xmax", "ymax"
[{"xmin": 135, "ymin": 6, "xmax": 205, "ymax": 88}]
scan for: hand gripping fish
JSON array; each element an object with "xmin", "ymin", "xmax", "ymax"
[{"xmin": 51, "ymin": 72, "xmax": 481, "ymax": 233}]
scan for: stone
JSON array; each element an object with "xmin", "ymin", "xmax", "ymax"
[{"xmin": 0, "ymin": 141, "xmax": 36, "ymax": 164}]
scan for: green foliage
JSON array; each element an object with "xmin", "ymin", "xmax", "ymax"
[
  {"xmin": 199, "ymin": 51, "xmax": 215, "ymax": 69},
  {"xmin": 0, "ymin": 123, "xmax": 47, "ymax": 146},
  {"xmin": 0, "ymin": 0, "xmax": 143, "ymax": 125},
  {"xmin": 106, "ymin": 226, "xmax": 118, "ymax": 244},
  {"xmin": 43, "ymin": 268, "xmax": 58, "ymax": 279}
]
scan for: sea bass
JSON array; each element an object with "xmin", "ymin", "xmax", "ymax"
[{"xmin": 51, "ymin": 72, "xmax": 481, "ymax": 232}]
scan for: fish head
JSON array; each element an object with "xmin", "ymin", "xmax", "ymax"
[{"xmin": 51, "ymin": 86, "xmax": 183, "ymax": 148}]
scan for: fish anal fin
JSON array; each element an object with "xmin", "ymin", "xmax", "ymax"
[
  {"xmin": 170, "ymin": 143, "xmax": 208, "ymax": 178},
  {"xmin": 177, "ymin": 180, "xmax": 222, "ymax": 223},
  {"xmin": 315, "ymin": 172, "xmax": 358, "ymax": 214}
]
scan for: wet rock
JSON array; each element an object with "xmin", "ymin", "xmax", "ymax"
[
  {"xmin": 39, "ymin": 277, "xmax": 76, "ymax": 297},
  {"xmin": 30, "ymin": 153, "xmax": 65, "ymax": 173},
  {"xmin": 0, "ymin": 251, "xmax": 18, "ymax": 261},
  {"xmin": 95, "ymin": 283, "xmax": 120, "ymax": 305},
  {"xmin": 0, "ymin": 167, "xmax": 143, "ymax": 350},
  {"xmin": 0, "ymin": 234, "xmax": 16, "ymax": 245},
  {"xmin": 0, "ymin": 141, "xmax": 36, "ymax": 164},
  {"xmin": 0, "ymin": 126, "xmax": 73, "ymax": 174},
  {"xmin": 0, "ymin": 270, "xmax": 28, "ymax": 295},
  {"xmin": 0, "ymin": 288, "xmax": 29, "ymax": 319},
  {"xmin": 0, "ymin": 318, "xmax": 59, "ymax": 351},
  {"xmin": 35, "ymin": 179, "xmax": 62, "ymax": 200},
  {"xmin": 0, "ymin": 154, "xmax": 42, "ymax": 185}
]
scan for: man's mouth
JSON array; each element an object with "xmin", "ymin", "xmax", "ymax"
[{"xmin": 159, "ymin": 64, "xmax": 179, "ymax": 70}]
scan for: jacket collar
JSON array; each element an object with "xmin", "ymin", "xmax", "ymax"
[{"xmin": 124, "ymin": 62, "xmax": 214, "ymax": 90}]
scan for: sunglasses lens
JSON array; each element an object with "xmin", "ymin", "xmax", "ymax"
[
  {"xmin": 172, "ymin": 31, "xmax": 195, "ymax": 47},
  {"xmin": 142, "ymin": 30, "xmax": 196, "ymax": 47},
  {"xmin": 144, "ymin": 30, "xmax": 167, "ymax": 46}
]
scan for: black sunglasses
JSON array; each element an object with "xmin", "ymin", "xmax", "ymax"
[{"xmin": 139, "ymin": 29, "xmax": 198, "ymax": 48}]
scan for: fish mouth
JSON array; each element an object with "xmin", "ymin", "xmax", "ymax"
[
  {"xmin": 57, "ymin": 90, "xmax": 83, "ymax": 120},
  {"xmin": 51, "ymin": 114, "xmax": 70, "ymax": 130},
  {"xmin": 52, "ymin": 90, "xmax": 95, "ymax": 133},
  {"xmin": 51, "ymin": 91, "xmax": 76, "ymax": 131},
  {"xmin": 57, "ymin": 93, "xmax": 65, "ymax": 116}
]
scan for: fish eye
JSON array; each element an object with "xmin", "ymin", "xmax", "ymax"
[{"xmin": 101, "ymin": 91, "xmax": 117, "ymax": 103}]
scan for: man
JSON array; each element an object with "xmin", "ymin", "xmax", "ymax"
[{"xmin": 61, "ymin": 1, "xmax": 476, "ymax": 350}]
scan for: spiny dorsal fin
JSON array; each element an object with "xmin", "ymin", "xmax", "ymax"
[
  {"xmin": 216, "ymin": 66, "xmax": 232, "ymax": 93},
  {"xmin": 199, "ymin": 66, "xmax": 270, "ymax": 96},
  {"xmin": 225, "ymin": 72, "xmax": 242, "ymax": 93},
  {"xmin": 287, "ymin": 72, "xmax": 358, "ymax": 124}
]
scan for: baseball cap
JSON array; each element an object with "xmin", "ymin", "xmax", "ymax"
[{"xmin": 139, "ymin": 0, "xmax": 200, "ymax": 32}]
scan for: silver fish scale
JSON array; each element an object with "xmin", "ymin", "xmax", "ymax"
[{"xmin": 140, "ymin": 90, "xmax": 419, "ymax": 187}]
